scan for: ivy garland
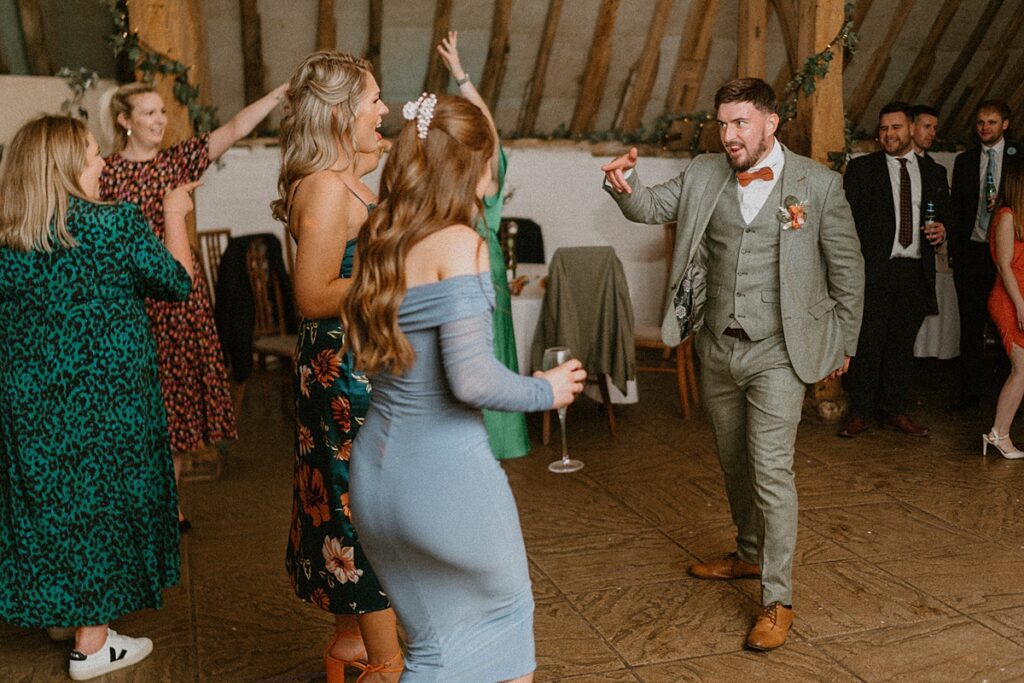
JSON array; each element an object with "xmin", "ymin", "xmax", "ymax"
[
  {"xmin": 100, "ymin": 0, "xmax": 219, "ymax": 134},
  {"xmin": 57, "ymin": 67, "xmax": 100, "ymax": 120}
]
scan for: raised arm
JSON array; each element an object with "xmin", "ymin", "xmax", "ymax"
[
  {"xmin": 208, "ymin": 82, "xmax": 288, "ymax": 160},
  {"xmin": 438, "ymin": 31, "xmax": 499, "ymax": 193},
  {"xmin": 602, "ymin": 148, "xmax": 685, "ymax": 225}
]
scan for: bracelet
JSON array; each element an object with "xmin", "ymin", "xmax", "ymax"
[{"xmin": 455, "ymin": 73, "xmax": 471, "ymax": 86}]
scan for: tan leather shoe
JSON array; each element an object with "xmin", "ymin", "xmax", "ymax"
[
  {"xmin": 838, "ymin": 415, "xmax": 869, "ymax": 438},
  {"xmin": 883, "ymin": 414, "xmax": 930, "ymax": 437},
  {"xmin": 688, "ymin": 552, "xmax": 761, "ymax": 580},
  {"xmin": 746, "ymin": 602, "xmax": 794, "ymax": 651}
]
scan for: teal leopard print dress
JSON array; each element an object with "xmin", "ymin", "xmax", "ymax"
[{"xmin": 0, "ymin": 197, "xmax": 192, "ymax": 628}]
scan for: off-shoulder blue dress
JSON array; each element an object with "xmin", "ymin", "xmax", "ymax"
[{"xmin": 350, "ymin": 272, "xmax": 552, "ymax": 682}]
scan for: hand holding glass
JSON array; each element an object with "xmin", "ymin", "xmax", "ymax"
[{"xmin": 541, "ymin": 346, "xmax": 584, "ymax": 473}]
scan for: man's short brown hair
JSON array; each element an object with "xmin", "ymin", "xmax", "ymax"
[
  {"xmin": 977, "ymin": 99, "xmax": 1011, "ymax": 120},
  {"xmin": 714, "ymin": 78, "xmax": 777, "ymax": 115}
]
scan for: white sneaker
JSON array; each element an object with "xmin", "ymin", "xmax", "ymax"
[{"xmin": 68, "ymin": 628, "xmax": 153, "ymax": 681}]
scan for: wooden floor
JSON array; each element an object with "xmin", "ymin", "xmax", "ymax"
[{"xmin": 5, "ymin": 359, "xmax": 1024, "ymax": 682}]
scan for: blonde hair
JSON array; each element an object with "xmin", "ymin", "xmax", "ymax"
[
  {"xmin": 341, "ymin": 96, "xmax": 495, "ymax": 374},
  {"xmin": 0, "ymin": 115, "xmax": 91, "ymax": 252},
  {"xmin": 108, "ymin": 82, "xmax": 157, "ymax": 152},
  {"xmin": 271, "ymin": 51, "xmax": 372, "ymax": 224},
  {"xmin": 996, "ymin": 155, "xmax": 1024, "ymax": 240}
]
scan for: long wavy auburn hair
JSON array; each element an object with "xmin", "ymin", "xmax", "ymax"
[
  {"xmin": 0, "ymin": 115, "xmax": 91, "ymax": 252},
  {"xmin": 341, "ymin": 95, "xmax": 495, "ymax": 375},
  {"xmin": 996, "ymin": 154, "xmax": 1024, "ymax": 241},
  {"xmin": 271, "ymin": 51, "xmax": 372, "ymax": 224}
]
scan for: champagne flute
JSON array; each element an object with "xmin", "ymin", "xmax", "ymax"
[{"xmin": 542, "ymin": 346, "xmax": 584, "ymax": 473}]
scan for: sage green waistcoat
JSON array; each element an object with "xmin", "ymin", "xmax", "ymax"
[{"xmin": 703, "ymin": 177, "xmax": 784, "ymax": 341}]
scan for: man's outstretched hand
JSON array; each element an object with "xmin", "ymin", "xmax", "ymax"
[{"xmin": 601, "ymin": 147, "xmax": 639, "ymax": 194}]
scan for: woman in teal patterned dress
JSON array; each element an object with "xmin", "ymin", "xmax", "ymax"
[
  {"xmin": 438, "ymin": 31, "xmax": 532, "ymax": 459},
  {"xmin": 273, "ymin": 52, "xmax": 401, "ymax": 682},
  {"xmin": 0, "ymin": 116, "xmax": 197, "ymax": 680}
]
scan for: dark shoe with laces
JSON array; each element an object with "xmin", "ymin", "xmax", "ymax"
[
  {"xmin": 746, "ymin": 602, "xmax": 794, "ymax": 651},
  {"xmin": 838, "ymin": 416, "xmax": 869, "ymax": 438},
  {"xmin": 883, "ymin": 414, "xmax": 929, "ymax": 437}
]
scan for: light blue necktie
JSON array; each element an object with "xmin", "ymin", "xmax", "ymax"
[{"xmin": 979, "ymin": 148, "xmax": 997, "ymax": 232}]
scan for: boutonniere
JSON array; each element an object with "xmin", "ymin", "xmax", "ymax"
[
  {"xmin": 1008, "ymin": 146, "xmax": 1018, "ymax": 157},
  {"xmin": 777, "ymin": 195, "xmax": 809, "ymax": 230}
]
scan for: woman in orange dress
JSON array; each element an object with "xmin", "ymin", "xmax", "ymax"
[{"xmin": 985, "ymin": 154, "xmax": 1024, "ymax": 459}]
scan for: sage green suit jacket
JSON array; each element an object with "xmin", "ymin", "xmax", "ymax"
[{"xmin": 606, "ymin": 145, "xmax": 865, "ymax": 385}]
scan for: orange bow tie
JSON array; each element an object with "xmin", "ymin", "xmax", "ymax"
[{"xmin": 736, "ymin": 167, "xmax": 774, "ymax": 187}]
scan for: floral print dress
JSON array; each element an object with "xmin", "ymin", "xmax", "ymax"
[
  {"xmin": 286, "ymin": 237, "xmax": 389, "ymax": 614},
  {"xmin": 100, "ymin": 135, "xmax": 237, "ymax": 452}
]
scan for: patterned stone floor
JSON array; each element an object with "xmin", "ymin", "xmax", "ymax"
[{"xmin": 4, "ymin": 358, "xmax": 1024, "ymax": 682}]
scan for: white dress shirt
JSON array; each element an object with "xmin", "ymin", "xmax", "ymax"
[
  {"xmin": 886, "ymin": 150, "xmax": 922, "ymax": 259},
  {"xmin": 737, "ymin": 138, "xmax": 785, "ymax": 224},
  {"xmin": 971, "ymin": 137, "xmax": 1006, "ymax": 242}
]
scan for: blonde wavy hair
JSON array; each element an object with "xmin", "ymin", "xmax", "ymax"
[
  {"xmin": 0, "ymin": 115, "xmax": 91, "ymax": 252},
  {"xmin": 271, "ymin": 51, "xmax": 372, "ymax": 224},
  {"xmin": 341, "ymin": 95, "xmax": 495, "ymax": 375},
  {"xmin": 108, "ymin": 82, "xmax": 157, "ymax": 153}
]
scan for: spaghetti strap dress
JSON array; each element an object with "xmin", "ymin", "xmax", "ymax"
[
  {"xmin": 350, "ymin": 273, "xmax": 553, "ymax": 681},
  {"xmin": 285, "ymin": 195, "xmax": 389, "ymax": 614},
  {"xmin": 988, "ymin": 207, "xmax": 1024, "ymax": 357}
]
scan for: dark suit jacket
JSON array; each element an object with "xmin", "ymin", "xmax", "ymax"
[
  {"xmin": 949, "ymin": 140, "xmax": 1021, "ymax": 266},
  {"xmin": 843, "ymin": 151, "xmax": 950, "ymax": 318}
]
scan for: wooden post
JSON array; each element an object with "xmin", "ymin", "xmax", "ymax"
[
  {"xmin": 845, "ymin": 0, "xmax": 916, "ymax": 132},
  {"xmin": 367, "ymin": 0, "xmax": 383, "ymax": 79},
  {"xmin": 570, "ymin": 0, "xmax": 621, "ymax": 135},
  {"xmin": 516, "ymin": 0, "xmax": 563, "ymax": 136},
  {"xmin": 238, "ymin": 0, "xmax": 266, "ymax": 107},
  {"xmin": 479, "ymin": 0, "xmax": 513, "ymax": 112},
  {"xmin": 16, "ymin": 0, "xmax": 54, "ymax": 76},
  {"xmin": 664, "ymin": 0, "xmax": 721, "ymax": 115},
  {"xmin": 893, "ymin": 0, "xmax": 958, "ymax": 104},
  {"xmin": 795, "ymin": 3, "xmax": 845, "ymax": 166},
  {"xmin": 423, "ymin": 0, "xmax": 453, "ymax": 94},
  {"xmin": 317, "ymin": 0, "xmax": 336, "ymax": 51},
  {"xmin": 617, "ymin": 0, "xmax": 673, "ymax": 134},
  {"xmin": 927, "ymin": 0, "xmax": 1004, "ymax": 113},
  {"xmin": 737, "ymin": 0, "xmax": 768, "ymax": 79}
]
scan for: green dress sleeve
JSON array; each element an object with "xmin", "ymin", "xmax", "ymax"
[{"xmin": 118, "ymin": 203, "xmax": 193, "ymax": 301}]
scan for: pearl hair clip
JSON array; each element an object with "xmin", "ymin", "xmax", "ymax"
[{"xmin": 402, "ymin": 93, "xmax": 437, "ymax": 139}]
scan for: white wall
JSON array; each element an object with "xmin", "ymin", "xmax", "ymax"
[{"xmin": 195, "ymin": 142, "xmax": 689, "ymax": 328}]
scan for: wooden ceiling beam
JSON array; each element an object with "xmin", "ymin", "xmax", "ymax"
[
  {"xmin": 479, "ymin": 0, "xmax": 513, "ymax": 112},
  {"xmin": 927, "ymin": 0, "xmax": 1004, "ymax": 113},
  {"xmin": 570, "ymin": 0, "xmax": 622, "ymax": 135},
  {"xmin": 893, "ymin": 0, "xmax": 958, "ymax": 104},
  {"xmin": 769, "ymin": 0, "xmax": 799, "ymax": 98},
  {"xmin": 367, "ymin": 0, "xmax": 383, "ymax": 79},
  {"xmin": 15, "ymin": 0, "xmax": 54, "ymax": 76},
  {"xmin": 616, "ymin": 0, "xmax": 673, "ymax": 133},
  {"xmin": 516, "ymin": 0, "xmax": 563, "ymax": 136},
  {"xmin": 845, "ymin": 0, "xmax": 916, "ymax": 132},
  {"xmin": 737, "ymin": 0, "xmax": 768, "ymax": 79},
  {"xmin": 422, "ymin": 0, "xmax": 453, "ymax": 94},
  {"xmin": 842, "ymin": 0, "xmax": 876, "ymax": 72},
  {"xmin": 239, "ymin": 0, "xmax": 266, "ymax": 107},
  {"xmin": 664, "ymin": 0, "xmax": 721, "ymax": 115},
  {"xmin": 1008, "ymin": 79, "xmax": 1024, "ymax": 127},
  {"xmin": 317, "ymin": 0, "xmax": 336, "ymax": 51},
  {"xmin": 944, "ymin": 7, "xmax": 1024, "ymax": 137}
]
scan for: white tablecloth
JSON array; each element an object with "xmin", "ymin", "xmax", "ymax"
[
  {"xmin": 914, "ymin": 270, "xmax": 960, "ymax": 360},
  {"xmin": 509, "ymin": 265, "xmax": 638, "ymax": 403}
]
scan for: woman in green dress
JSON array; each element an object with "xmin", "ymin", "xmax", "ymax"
[
  {"xmin": 0, "ymin": 115, "xmax": 197, "ymax": 681},
  {"xmin": 438, "ymin": 31, "xmax": 531, "ymax": 459}
]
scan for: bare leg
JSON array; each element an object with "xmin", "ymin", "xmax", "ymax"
[
  {"xmin": 172, "ymin": 452, "xmax": 186, "ymax": 523},
  {"xmin": 326, "ymin": 614, "xmax": 366, "ymax": 661},
  {"xmin": 355, "ymin": 608, "xmax": 402, "ymax": 682},
  {"xmin": 74, "ymin": 624, "xmax": 109, "ymax": 654},
  {"xmin": 503, "ymin": 674, "xmax": 534, "ymax": 683},
  {"xmin": 992, "ymin": 344, "xmax": 1024, "ymax": 451}
]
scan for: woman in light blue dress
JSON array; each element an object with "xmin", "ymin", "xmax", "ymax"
[{"xmin": 341, "ymin": 95, "xmax": 585, "ymax": 681}]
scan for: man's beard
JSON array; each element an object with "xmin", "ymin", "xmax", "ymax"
[{"xmin": 727, "ymin": 138, "xmax": 769, "ymax": 171}]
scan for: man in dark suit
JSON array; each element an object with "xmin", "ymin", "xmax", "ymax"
[
  {"xmin": 910, "ymin": 104, "xmax": 940, "ymax": 158},
  {"xmin": 840, "ymin": 101, "xmax": 950, "ymax": 438},
  {"xmin": 948, "ymin": 100, "xmax": 1020, "ymax": 411}
]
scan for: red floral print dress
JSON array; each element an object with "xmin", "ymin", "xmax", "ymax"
[{"xmin": 100, "ymin": 135, "xmax": 237, "ymax": 452}]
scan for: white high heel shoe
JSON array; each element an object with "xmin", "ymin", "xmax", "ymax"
[{"xmin": 982, "ymin": 430, "xmax": 1024, "ymax": 459}]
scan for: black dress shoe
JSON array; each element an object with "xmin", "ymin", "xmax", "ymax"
[{"xmin": 945, "ymin": 397, "xmax": 979, "ymax": 414}]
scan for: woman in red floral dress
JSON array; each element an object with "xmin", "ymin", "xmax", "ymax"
[{"xmin": 100, "ymin": 81, "xmax": 287, "ymax": 526}]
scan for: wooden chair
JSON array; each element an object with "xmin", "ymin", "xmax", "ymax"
[
  {"xmin": 245, "ymin": 240, "xmax": 297, "ymax": 410},
  {"xmin": 197, "ymin": 229, "xmax": 231, "ymax": 302},
  {"xmin": 634, "ymin": 223, "xmax": 700, "ymax": 418}
]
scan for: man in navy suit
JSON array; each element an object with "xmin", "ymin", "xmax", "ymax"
[
  {"xmin": 947, "ymin": 100, "xmax": 1020, "ymax": 412},
  {"xmin": 840, "ymin": 102, "xmax": 950, "ymax": 438}
]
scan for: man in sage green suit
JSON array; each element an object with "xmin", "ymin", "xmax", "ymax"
[{"xmin": 602, "ymin": 78, "xmax": 864, "ymax": 651}]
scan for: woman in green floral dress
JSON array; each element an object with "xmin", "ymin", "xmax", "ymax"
[
  {"xmin": 0, "ymin": 115, "xmax": 197, "ymax": 680},
  {"xmin": 439, "ymin": 31, "xmax": 531, "ymax": 459}
]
